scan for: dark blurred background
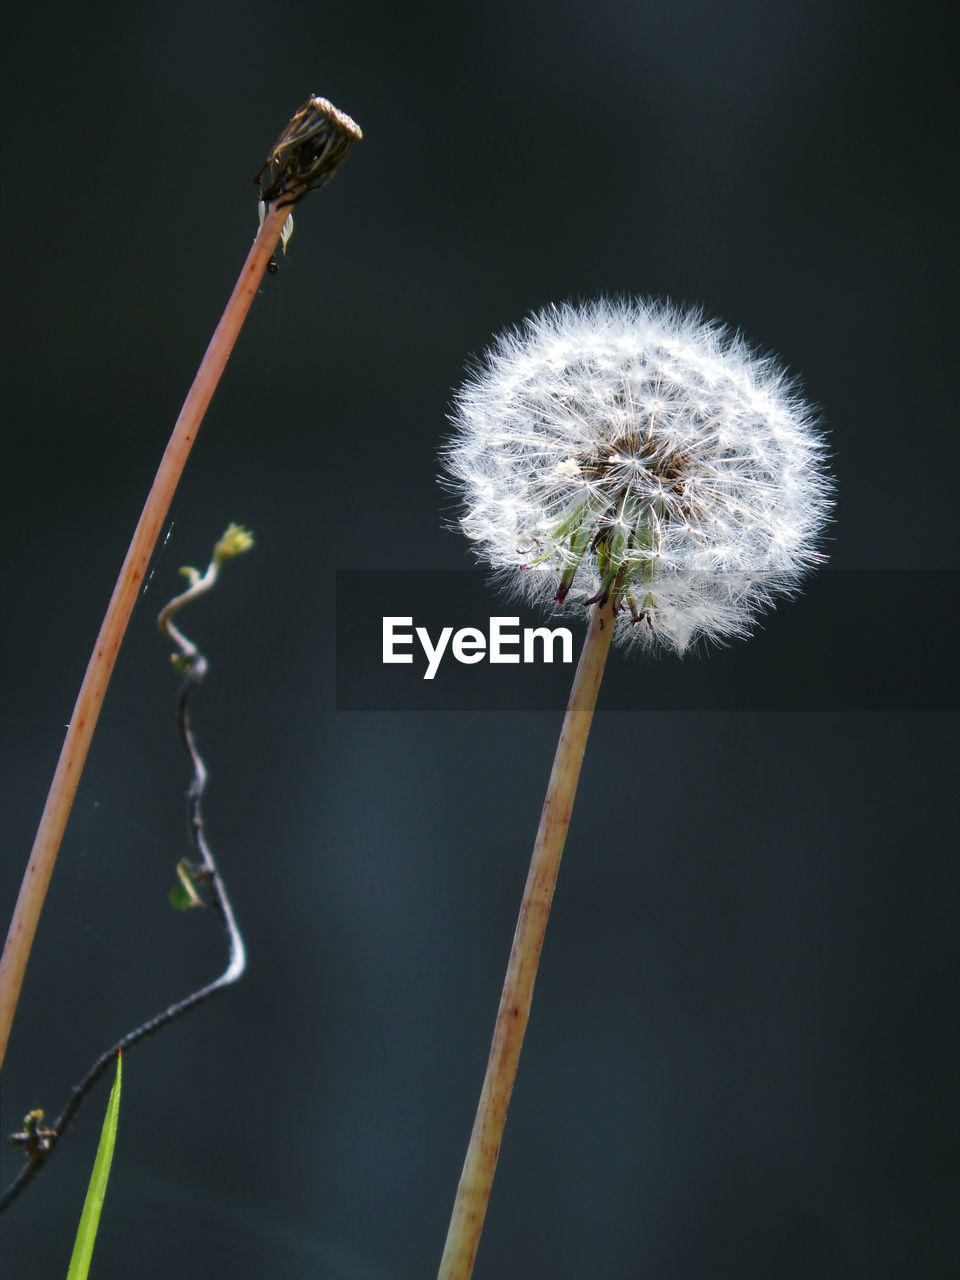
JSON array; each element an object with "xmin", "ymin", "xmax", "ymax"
[{"xmin": 1, "ymin": 2, "xmax": 957, "ymax": 1276}]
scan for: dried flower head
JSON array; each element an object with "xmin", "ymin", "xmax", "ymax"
[
  {"xmin": 255, "ymin": 94, "xmax": 363, "ymax": 208},
  {"xmin": 443, "ymin": 299, "xmax": 833, "ymax": 653}
]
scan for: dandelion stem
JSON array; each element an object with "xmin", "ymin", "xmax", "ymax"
[
  {"xmin": 0, "ymin": 201, "xmax": 290, "ymax": 1071},
  {"xmin": 438, "ymin": 597, "xmax": 616, "ymax": 1280}
]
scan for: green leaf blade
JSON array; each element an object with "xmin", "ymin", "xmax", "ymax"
[{"xmin": 66, "ymin": 1051, "xmax": 123, "ymax": 1280}]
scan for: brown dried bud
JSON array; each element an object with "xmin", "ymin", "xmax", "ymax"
[{"xmin": 256, "ymin": 95, "xmax": 362, "ymax": 208}]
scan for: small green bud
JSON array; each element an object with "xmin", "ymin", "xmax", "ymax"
[
  {"xmin": 170, "ymin": 859, "xmax": 205, "ymax": 910},
  {"xmin": 213, "ymin": 523, "xmax": 254, "ymax": 564},
  {"xmin": 9, "ymin": 1109, "xmax": 53, "ymax": 1155}
]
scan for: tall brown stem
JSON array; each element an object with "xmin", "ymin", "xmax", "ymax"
[
  {"xmin": 438, "ymin": 598, "xmax": 616, "ymax": 1279},
  {"xmin": 0, "ymin": 201, "xmax": 287, "ymax": 1069},
  {"xmin": 0, "ymin": 94, "xmax": 362, "ymax": 1071}
]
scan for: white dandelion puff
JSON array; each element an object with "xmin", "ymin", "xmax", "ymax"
[
  {"xmin": 437, "ymin": 301, "xmax": 835, "ymax": 1276},
  {"xmin": 443, "ymin": 298, "xmax": 833, "ymax": 654}
]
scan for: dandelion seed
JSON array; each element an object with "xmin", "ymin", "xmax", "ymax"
[{"xmin": 443, "ymin": 298, "xmax": 832, "ymax": 653}]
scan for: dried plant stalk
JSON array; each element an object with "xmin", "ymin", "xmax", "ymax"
[{"xmin": 0, "ymin": 96, "xmax": 362, "ymax": 1070}]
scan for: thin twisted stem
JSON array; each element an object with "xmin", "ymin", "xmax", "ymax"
[{"xmin": 0, "ymin": 543, "xmax": 247, "ymax": 1214}]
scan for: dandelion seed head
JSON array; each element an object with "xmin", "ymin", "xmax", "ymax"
[{"xmin": 442, "ymin": 298, "xmax": 833, "ymax": 654}]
